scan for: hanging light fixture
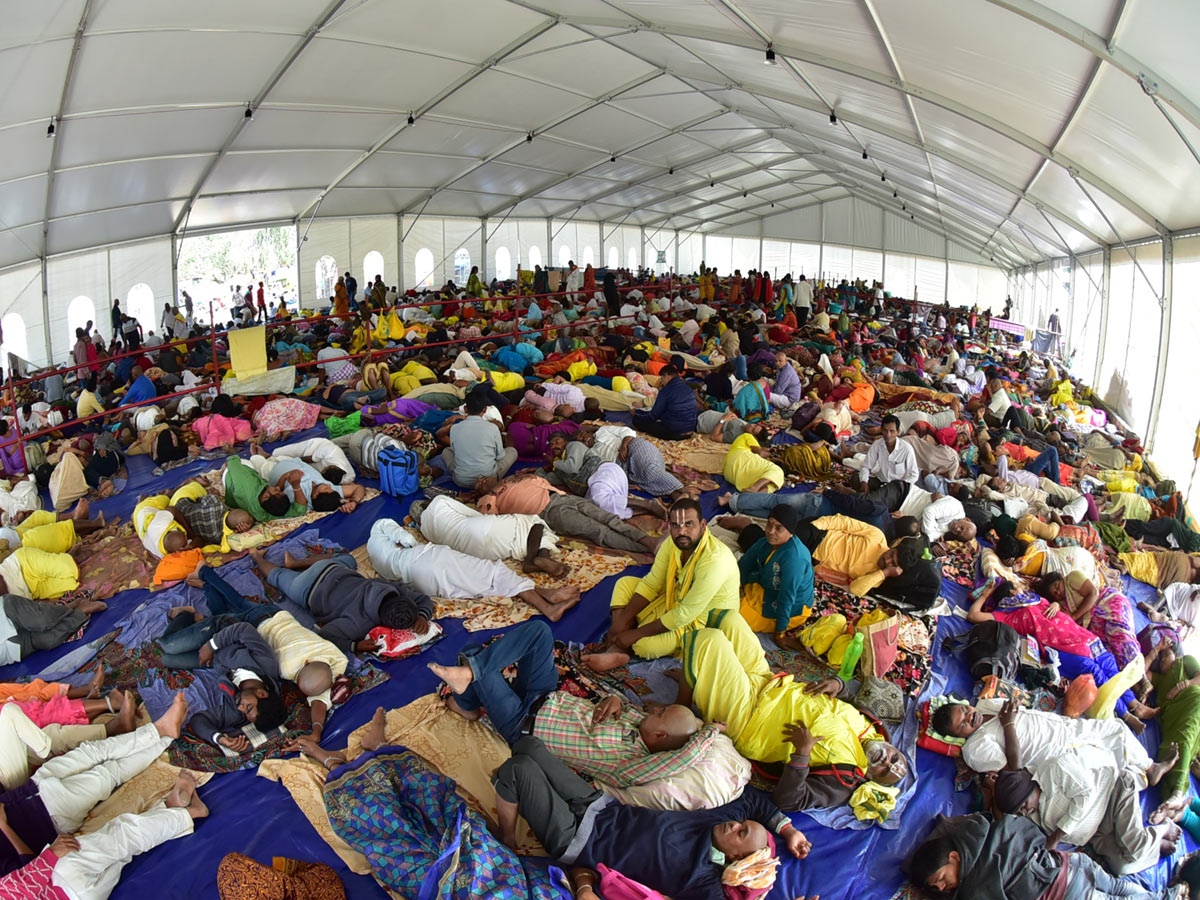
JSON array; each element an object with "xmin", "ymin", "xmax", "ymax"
[
  {"xmin": 668, "ymin": 166, "xmax": 674, "ymax": 175},
  {"xmin": 829, "ymin": 111, "xmax": 837, "ymax": 124},
  {"xmin": 862, "ymin": 149, "xmax": 868, "ymax": 160},
  {"xmin": 244, "ymin": 103, "xmax": 253, "ymax": 120},
  {"xmin": 881, "ymin": 173, "xmax": 886, "ymax": 182},
  {"xmin": 764, "ymin": 44, "xmax": 777, "ymax": 66},
  {"xmin": 610, "ymin": 154, "xmax": 616, "ymax": 162},
  {"xmin": 893, "ymin": 191, "xmax": 897, "ymax": 198},
  {"xmin": 407, "ymin": 113, "xmax": 414, "ymax": 125},
  {"xmin": 526, "ymin": 132, "xmax": 533, "ymax": 143},
  {"xmin": 46, "ymin": 118, "xmax": 55, "ymax": 138}
]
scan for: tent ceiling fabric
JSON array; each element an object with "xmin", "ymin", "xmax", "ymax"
[{"xmin": 2, "ymin": 0, "xmax": 1197, "ymax": 271}]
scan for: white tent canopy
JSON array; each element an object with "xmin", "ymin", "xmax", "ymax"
[{"xmin": 2, "ymin": 0, "xmax": 1197, "ymax": 273}]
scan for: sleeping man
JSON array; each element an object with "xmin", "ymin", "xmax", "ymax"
[{"xmin": 427, "ymin": 620, "xmax": 717, "ymax": 790}]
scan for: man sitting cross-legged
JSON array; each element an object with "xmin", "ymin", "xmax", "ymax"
[
  {"xmin": 0, "ymin": 693, "xmax": 190, "ymax": 876},
  {"xmin": 366, "ymin": 518, "xmax": 580, "ymax": 622},
  {"xmin": 427, "ymin": 620, "xmax": 717, "ymax": 791},
  {"xmin": 675, "ymin": 609, "xmax": 907, "ymax": 813},
  {"xmin": 584, "ymin": 498, "xmax": 740, "ymax": 672},
  {"xmin": 249, "ymin": 548, "xmax": 433, "ymax": 654},
  {"xmin": 0, "ymin": 771, "xmax": 207, "ymax": 900},
  {"xmin": 158, "ymin": 562, "xmax": 348, "ymax": 743}
]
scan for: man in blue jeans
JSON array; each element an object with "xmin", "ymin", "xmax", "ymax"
[
  {"xmin": 718, "ymin": 487, "xmax": 825, "ymax": 519},
  {"xmin": 427, "ymin": 620, "xmax": 702, "ymax": 753}
]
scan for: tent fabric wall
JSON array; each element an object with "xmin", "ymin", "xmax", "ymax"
[
  {"xmin": 349, "ymin": 217, "xmax": 398, "ymax": 290},
  {"xmin": 299, "ymin": 219, "xmax": 351, "ymax": 306},
  {"xmin": 760, "ymin": 206, "xmax": 822, "ymax": 242},
  {"xmin": 0, "ymin": 264, "xmax": 45, "ymax": 371},
  {"xmin": 1152, "ymin": 236, "xmax": 1200, "ymax": 501}
]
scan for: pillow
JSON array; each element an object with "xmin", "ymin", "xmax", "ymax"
[
  {"xmin": 916, "ymin": 696, "xmax": 964, "ymax": 758},
  {"xmin": 600, "ymin": 731, "xmax": 750, "ymax": 811},
  {"xmin": 366, "ymin": 621, "xmax": 443, "ymax": 659}
]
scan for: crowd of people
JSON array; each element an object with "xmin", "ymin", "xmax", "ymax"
[{"xmin": 0, "ymin": 260, "xmax": 1195, "ymax": 900}]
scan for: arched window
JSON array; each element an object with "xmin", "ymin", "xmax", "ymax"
[
  {"xmin": 315, "ymin": 255, "xmax": 338, "ymax": 300},
  {"xmin": 607, "ymin": 246, "xmax": 618, "ymax": 269},
  {"xmin": 495, "ymin": 247, "xmax": 513, "ymax": 280},
  {"xmin": 627, "ymin": 246, "xmax": 638, "ymax": 270},
  {"xmin": 126, "ymin": 283, "xmax": 154, "ymax": 335},
  {"xmin": 453, "ymin": 248, "xmax": 471, "ymax": 285},
  {"xmin": 413, "ymin": 248, "xmax": 435, "ymax": 289},
  {"xmin": 67, "ymin": 296, "xmax": 96, "ymax": 345},
  {"xmin": 557, "ymin": 245, "xmax": 571, "ymax": 268},
  {"xmin": 0, "ymin": 313, "xmax": 28, "ymax": 376},
  {"xmin": 582, "ymin": 246, "xmax": 594, "ymax": 268},
  {"xmin": 528, "ymin": 245, "xmax": 542, "ymax": 269},
  {"xmin": 362, "ymin": 251, "xmax": 384, "ymax": 287}
]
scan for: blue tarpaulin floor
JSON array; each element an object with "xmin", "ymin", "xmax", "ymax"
[{"xmin": 1, "ymin": 427, "xmax": 1190, "ymax": 900}]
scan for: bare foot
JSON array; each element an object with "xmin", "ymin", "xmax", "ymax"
[
  {"xmin": 166, "ymin": 771, "xmax": 197, "ymax": 809},
  {"xmin": 95, "ymin": 511, "xmax": 106, "ymax": 528},
  {"xmin": 523, "ymin": 523, "xmax": 546, "ymax": 572},
  {"xmin": 717, "ymin": 492, "xmax": 732, "ymax": 507},
  {"xmin": 247, "ymin": 548, "xmax": 267, "ymax": 568},
  {"xmin": 1122, "ymin": 712, "xmax": 1146, "ymax": 736},
  {"xmin": 105, "ymin": 688, "xmax": 125, "ymax": 712},
  {"xmin": 1151, "ymin": 791, "xmax": 1190, "ymax": 824},
  {"xmin": 1130, "ymin": 700, "xmax": 1159, "ymax": 721},
  {"xmin": 1147, "ymin": 743, "xmax": 1180, "ymax": 787},
  {"xmin": 582, "ymin": 650, "xmax": 632, "ymax": 672},
  {"xmin": 530, "ymin": 553, "xmax": 569, "ymax": 578},
  {"xmin": 360, "ymin": 706, "xmax": 387, "ymax": 752},
  {"xmin": 185, "ymin": 559, "xmax": 207, "ymax": 588},
  {"xmin": 87, "ymin": 665, "xmax": 105, "ymax": 698},
  {"xmin": 154, "ymin": 692, "xmax": 189, "ymax": 739},
  {"xmin": 543, "ymin": 589, "xmax": 581, "ymax": 622},
  {"xmin": 428, "ymin": 662, "xmax": 474, "ymax": 695},
  {"xmin": 115, "ymin": 691, "xmax": 137, "ymax": 734},
  {"xmin": 186, "ymin": 787, "xmax": 209, "ymax": 819},
  {"xmin": 72, "ymin": 498, "xmax": 90, "ymax": 521}
]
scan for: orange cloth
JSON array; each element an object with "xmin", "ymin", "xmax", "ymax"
[
  {"xmin": 848, "ymin": 382, "xmax": 875, "ymax": 413},
  {"xmin": 478, "ymin": 476, "xmax": 563, "ymax": 516},
  {"xmin": 153, "ymin": 549, "xmax": 204, "ymax": 586},
  {"xmin": 0, "ymin": 679, "xmax": 66, "ymax": 703}
]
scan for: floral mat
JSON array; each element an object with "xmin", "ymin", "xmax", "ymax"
[{"xmin": 351, "ymin": 530, "xmax": 635, "ymax": 632}]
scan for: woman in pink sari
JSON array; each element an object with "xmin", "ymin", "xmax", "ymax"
[{"xmin": 192, "ymin": 413, "xmax": 253, "ymax": 450}]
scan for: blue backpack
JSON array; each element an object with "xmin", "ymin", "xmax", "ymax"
[{"xmin": 377, "ymin": 444, "xmax": 420, "ymax": 497}]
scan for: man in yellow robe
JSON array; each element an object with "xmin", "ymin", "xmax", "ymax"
[
  {"xmin": 584, "ymin": 498, "xmax": 738, "ymax": 672},
  {"xmin": 680, "ymin": 610, "xmax": 907, "ymax": 816}
]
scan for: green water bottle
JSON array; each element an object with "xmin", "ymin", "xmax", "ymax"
[{"xmin": 839, "ymin": 632, "xmax": 864, "ymax": 679}]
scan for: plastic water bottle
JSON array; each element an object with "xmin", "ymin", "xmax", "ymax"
[{"xmin": 839, "ymin": 632, "xmax": 865, "ymax": 679}]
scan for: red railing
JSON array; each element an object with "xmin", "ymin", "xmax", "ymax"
[{"xmin": 0, "ymin": 277, "xmax": 718, "ymax": 472}]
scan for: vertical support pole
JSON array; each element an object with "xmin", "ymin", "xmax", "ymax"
[
  {"xmin": 1094, "ymin": 247, "xmax": 1111, "ymax": 388},
  {"xmin": 1146, "ymin": 237, "xmax": 1173, "ymax": 450},
  {"xmin": 210, "ymin": 299, "xmax": 220, "ymax": 396},
  {"xmin": 170, "ymin": 234, "xmax": 180, "ymax": 317},
  {"xmin": 294, "ymin": 219, "xmax": 304, "ymax": 310},
  {"xmin": 546, "ymin": 217, "xmax": 552, "ymax": 273},
  {"xmin": 480, "ymin": 217, "xmax": 488, "ymax": 281},
  {"xmin": 673, "ymin": 228, "xmax": 680, "ymax": 278},
  {"xmin": 396, "ymin": 214, "xmax": 405, "ymax": 293},
  {"xmin": 40, "ymin": 256, "xmax": 51, "ymax": 364},
  {"xmin": 817, "ymin": 203, "xmax": 824, "ymax": 283}
]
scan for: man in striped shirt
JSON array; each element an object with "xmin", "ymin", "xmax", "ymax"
[{"xmin": 428, "ymin": 620, "xmax": 713, "ymax": 788}]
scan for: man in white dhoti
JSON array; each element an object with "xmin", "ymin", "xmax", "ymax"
[
  {"xmin": 367, "ymin": 519, "xmax": 579, "ymax": 620},
  {"xmin": 251, "ymin": 437, "xmax": 355, "ymax": 484},
  {"xmin": 415, "ymin": 495, "xmax": 568, "ymax": 577},
  {"xmin": 935, "ymin": 698, "xmax": 1177, "ymax": 787}
]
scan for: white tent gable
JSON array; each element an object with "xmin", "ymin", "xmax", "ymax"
[{"xmin": 0, "ymin": 0, "xmax": 1197, "ymax": 272}]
